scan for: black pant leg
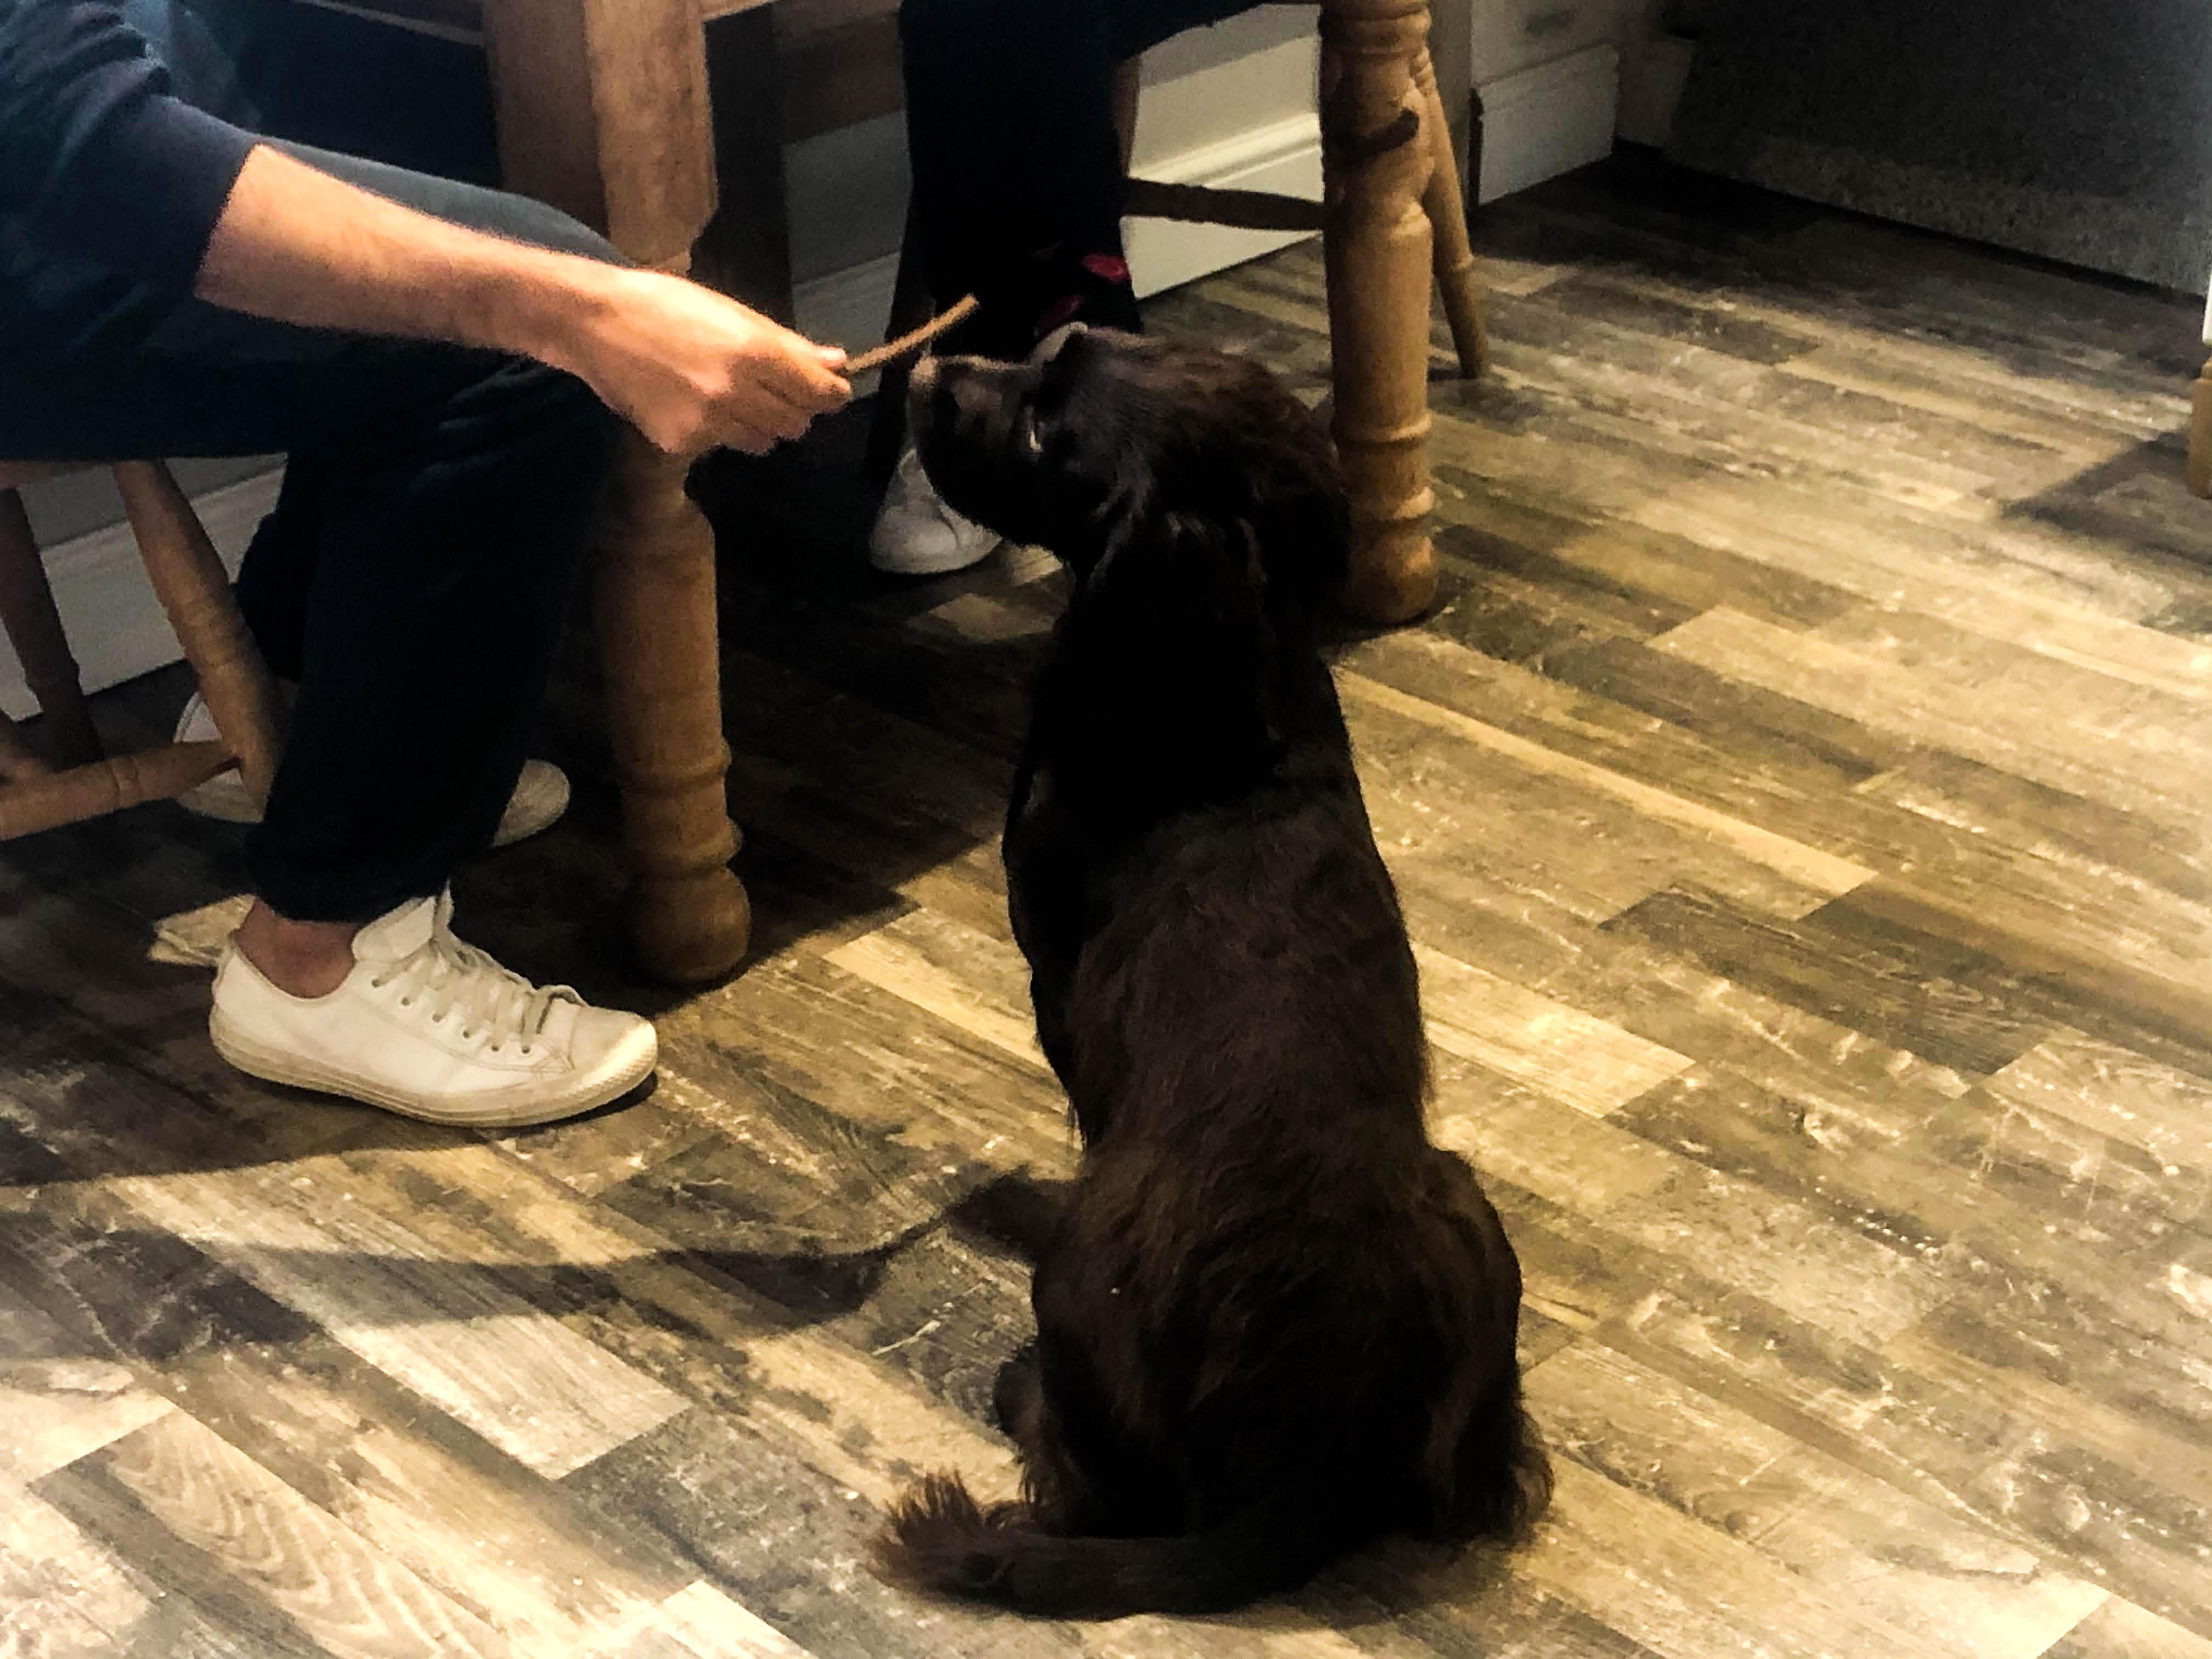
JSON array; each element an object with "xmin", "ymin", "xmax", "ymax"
[
  {"xmin": 243, "ymin": 349, "xmax": 622, "ymax": 921},
  {"xmin": 898, "ymin": 0, "xmax": 1266, "ymax": 353}
]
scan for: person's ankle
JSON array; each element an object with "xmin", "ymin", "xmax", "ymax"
[{"xmin": 235, "ymin": 900, "xmax": 361, "ymax": 1000}]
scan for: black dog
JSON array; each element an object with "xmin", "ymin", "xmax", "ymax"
[{"xmin": 877, "ymin": 329, "xmax": 1549, "ymax": 1617}]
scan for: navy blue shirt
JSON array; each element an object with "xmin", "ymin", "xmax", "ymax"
[{"xmin": 1, "ymin": 0, "xmax": 256, "ymax": 351}]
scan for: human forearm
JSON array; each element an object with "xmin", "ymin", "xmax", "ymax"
[
  {"xmin": 195, "ymin": 145, "xmax": 849, "ymax": 455},
  {"xmin": 195, "ymin": 145, "xmax": 596, "ymax": 359}
]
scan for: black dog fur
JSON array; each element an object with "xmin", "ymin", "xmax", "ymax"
[{"xmin": 876, "ymin": 329, "xmax": 1550, "ymax": 1618}]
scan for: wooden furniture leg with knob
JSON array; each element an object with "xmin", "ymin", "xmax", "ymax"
[
  {"xmin": 481, "ymin": 0, "xmax": 750, "ymax": 983},
  {"xmin": 592, "ymin": 431, "xmax": 749, "ymax": 984},
  {"xmin": 1321, "ymin": 0, "xmax": 1442, "ymax": 624}
]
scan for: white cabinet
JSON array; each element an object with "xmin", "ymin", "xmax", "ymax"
[{"xmin": 1468, "ymin": 0, "xmax": 1620, "ymax": 79}]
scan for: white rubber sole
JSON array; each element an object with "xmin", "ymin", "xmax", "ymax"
[
  {"xmin": 209, "ymin": 1011, "xmax": 654, "ymax": 1128},
  {"xmin": 868, "ymin": 534, "xmax": 1005, "ymax": 577}
]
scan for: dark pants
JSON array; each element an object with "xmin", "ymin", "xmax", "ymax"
[
  {"xmin": 0, "ymin": 6, "xmax": 624, "ymax": 923},
  {"xmin": 900, "ymin": 0, "xmax": 1265, "ymax": 354}
]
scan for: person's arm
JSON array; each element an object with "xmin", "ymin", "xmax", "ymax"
[{"xmin": 196, "ymin": 144, "xmax": 849, "ymax": 456}]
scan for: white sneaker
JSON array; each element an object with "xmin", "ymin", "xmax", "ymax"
[
  {"xmin": 210, "ymin": 890, "xmax": 657, "ymax": 1127},
  {"xmin": 869, "ymin": 447, "xmax": 1003, "ymax": 575},
  {"xmin": 174, "ymin": 691, "xmax": 570, "ymax": 848}
]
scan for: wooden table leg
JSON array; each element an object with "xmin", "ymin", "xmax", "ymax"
[
  {"xmin": 2191, "ymin": 352, "xmax": 2212, "ymax": 500},
  {"xmin": 1321, "ymin": 0, "xmax": 1441, "ymax": 624},
  {"xmin": 594, "ymin": 431, "xmax": 749, "ymax": 983},
  {"xmin": 481, "ymin": 0, "xmax": 749, "ymax": 983}
]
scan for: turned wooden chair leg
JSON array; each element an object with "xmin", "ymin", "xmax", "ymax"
[
  {"xmin": 0, "ymin": 742, "xmax": 235, "ymax": 842},
  {"xmin": 594, "ymin": 430, "xmax": 749, "ymax": 983},
  {"xmin": 1414, "ymin": 46, "xmax": 1487, "ymax": 379},
  {"xmin": 111, "ymin": 462, "xmax": 282, "ymax": 806},
  {"xmin": 0, "ymin": 486, "xmax": 105, "ymax": 768},
  {"xmin": 2190, "ymin": 353, "xmax": 2212, "ymax": 499},
  {"xmin": 1320, "ymin": 0, "xmax": 1441, "ymax": 624}
]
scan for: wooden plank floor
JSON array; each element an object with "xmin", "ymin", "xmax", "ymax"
[{"xmin": 9, "ymin": 153, "xmax": 2212, "ymax": 1656}]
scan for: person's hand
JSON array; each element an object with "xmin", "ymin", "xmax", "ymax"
[{"xmin": 566, "ymin": 267, "xmax": 850, "ymax": 457}]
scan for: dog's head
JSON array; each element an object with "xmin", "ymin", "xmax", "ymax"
[{"xmin": 907, "ymin": 327, "xmax": 1348, "ymax": 627}]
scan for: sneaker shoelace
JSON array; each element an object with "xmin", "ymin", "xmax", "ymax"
[{"xmin": 368, "ymin": 923, "xmax": 578, "ymax": 1057}]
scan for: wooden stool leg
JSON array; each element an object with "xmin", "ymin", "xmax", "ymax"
[
  {"xmin": 1414, "ymin": 47, "xmax": 1487, "ymax": 379},
  {"xmin": 0, "ymin": 742, "xmax": 233, "ymax": 842},
  {"xmin": 2191, "ymin": 353, "xmax": 2212, "ymax": 499},
  {"xmin": 110, "ymin": 462, "xmax": 281, "ymax": 806},
  {"xmin": 594, "ymin": 431, "xmax": 749, "ymax": 984},
  {"xmin": 1321, "ymin": 0, "xmax": 1441, "ymax": 624},
  {"xmin": 0, "ymin": 487, "xmax": 105, "ymax": 768}
]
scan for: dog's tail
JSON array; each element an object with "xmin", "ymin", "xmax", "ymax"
[{"xmin": 874, "ymin": 1473, "xmax": 1347, "ymax": 1619}]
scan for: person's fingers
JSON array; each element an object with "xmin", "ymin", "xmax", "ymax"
[
  {"xmin": 752, "ymin": 328, "xmax": 852, "ymax": 409},
  {"xmin": 722, "ymin": 380, "xmax": 818, "ymax": 443},
  {"xmin": 713, "ymin": 375, "xmax": 823, "ymax": 449},
  {"xmin": 733, "ymin": 363, "xmax": 853, "ymax": 439},
  {"xmin": 740, "ymin": 374, "xmax": 831, "ymax": 432}
]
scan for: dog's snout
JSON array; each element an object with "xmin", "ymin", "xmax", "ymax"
[{"xmin": 910, "ymin": 356, "xmax": 940, "ymax": 397}]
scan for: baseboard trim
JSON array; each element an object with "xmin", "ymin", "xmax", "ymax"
[
  {"xmin": 0, "ymin": 469, "xmax": 281, "ymax": 721},
  {"xmin": 1477, "ymin": 43, "xmax": 1621, "ymax": 204}
]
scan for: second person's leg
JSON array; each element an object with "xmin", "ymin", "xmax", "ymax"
[
  {"xmin": 898, "ymin": 0, "xmax": 1264, "ymax": 357},
  {"xmin": 878, "ymin": 0, "xmax": 1261, "ymax": 574}
]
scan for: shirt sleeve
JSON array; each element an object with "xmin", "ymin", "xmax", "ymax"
[{"xmin": 0, "ymin": 0, "xmax": 258, "ymax": 298}]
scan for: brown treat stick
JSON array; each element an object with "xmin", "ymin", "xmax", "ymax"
[{"xmin": 848, "ymin": 295, "xmax": 980, "ymax": 375}]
